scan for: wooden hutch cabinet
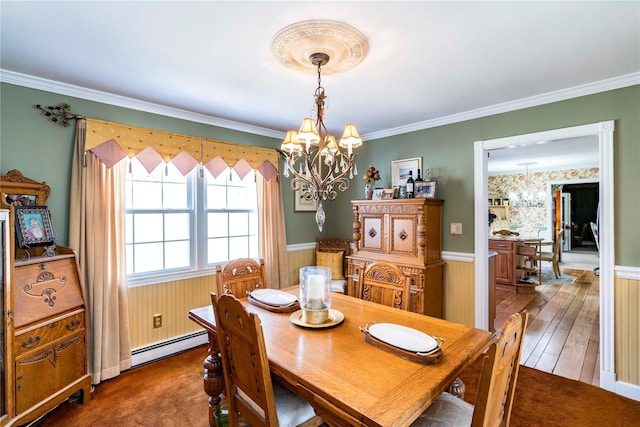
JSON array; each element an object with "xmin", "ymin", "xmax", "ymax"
[
  {"xmin": 346, "ymin": 198, "xmax": 444, "ymax": 318},
  {"xmin": 0, "ymin": 170, "xmax": 91, "ymax": 427}
]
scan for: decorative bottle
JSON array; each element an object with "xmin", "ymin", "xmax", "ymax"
[{"xmin": 406, "ymin": 171, "xmax": 415, "ymax": 198}]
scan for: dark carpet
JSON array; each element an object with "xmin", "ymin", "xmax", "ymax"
[{"xmin": 37, "ymin": 345, "xmax": 640, "ymax": 426}]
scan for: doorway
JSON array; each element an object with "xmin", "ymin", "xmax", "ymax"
[
  {"xmin": 561, "ymin": 183, "xmax": 599, "ymax": 253},
  {"xmin": 474, "ymin": 121, "xmax": 615, "ymax": 392}
]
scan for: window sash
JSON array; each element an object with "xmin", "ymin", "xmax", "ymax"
[{"xmin": 126, "ymin": 161, "xmax": 257, "ymax": 286}]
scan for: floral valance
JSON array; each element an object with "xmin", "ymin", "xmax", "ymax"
[{"xmin": 84, "ymin": 118, "xmax": 279, "ymax": 180}]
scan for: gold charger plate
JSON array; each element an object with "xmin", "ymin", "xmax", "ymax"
[{"xmin": 289, "ymin": 309, "xmax": 344, "ymax": 329}]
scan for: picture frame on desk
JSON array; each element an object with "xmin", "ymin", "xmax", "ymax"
[
  {"xmin": 14, "ymin": 205, "xmax": 55, "ymax": 248},
  {"xmin": 415, "ymin": 181, "xmax": 437, "ymax": 199},
  {"xmin": 372, "ymin": 189, "xmax": 384, "ymax": 200},
  {"xmin": 391, "ymin": 157, "xmax": 422, "ymax": 187},
  {"xmin": 381, "ymin": 188, "xmax": 396, "ymax": 199}
]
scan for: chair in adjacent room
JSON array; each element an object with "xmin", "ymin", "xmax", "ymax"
[
  {"xmin": 590, "ymin": 221, "xmax": 600, "ymax": 276},
  {"xmin": 315, "ymin": 236, "xmax": 350, "ymax": 293},
  {"xmin": 357, "ymin": 261, "xmax": 412, "ymax": 311},
  {"xmin": 216, "ymin": 258, "xmax": 267, "ymax": 299},
  {"xmin": 211, "ymin": 293, "xmax": 323, "ymax": 427},
  {"xmin": 537, "ymin": 229, "xmax": 563, "ymax": 279},
  {"xmin": 411, "ymin": 311, "xmax": 529, "ymax": 427}
]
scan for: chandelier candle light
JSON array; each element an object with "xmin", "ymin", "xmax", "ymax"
[{"xmin": 279, "ymin": 52, "xmax": 363, "ymax": 231}]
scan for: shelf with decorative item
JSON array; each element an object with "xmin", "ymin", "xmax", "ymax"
[{"xmin": 362, "ymin": 165, "xmax": 381, "ymax": 200}]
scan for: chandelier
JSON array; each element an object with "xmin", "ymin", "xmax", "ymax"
[
  {"xmin": 509, "ymin": 161, "xmax": 546, "ymax": 206},
  {"xmin": 278, "ymin": 52, "xmax": 363, "ymax": 231}
]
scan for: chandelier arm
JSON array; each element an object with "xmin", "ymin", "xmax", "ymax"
[{"xmin": 278, "ymin": 49, "xmax": 363, "ymax": 229}]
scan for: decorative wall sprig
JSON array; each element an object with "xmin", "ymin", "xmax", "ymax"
[{"xmin": 35, "ymin": 103, "xmax": 84, "ymax": 127}]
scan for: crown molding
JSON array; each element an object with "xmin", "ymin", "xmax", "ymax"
[
  {"xmin": 3, "ymin": 69, "xmax": 638, "ymax": 142},
  {"xmin": 0, "ymin": 69, "xmax": 284, "ymax": 139},
  {"xmin": 364, "ymin": 72, "xmax": 640, "ymax": 140}
]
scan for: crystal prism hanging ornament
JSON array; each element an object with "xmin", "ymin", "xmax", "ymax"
[{"xmin": 315, "ymin": 201, "xmax": 326, "ymax": 232}]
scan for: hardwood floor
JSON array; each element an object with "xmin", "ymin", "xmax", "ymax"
[{"xmin": 494, "ymin": 268, "xmax": 600, "ymax": 386}]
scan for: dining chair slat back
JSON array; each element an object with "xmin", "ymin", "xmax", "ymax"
[
  {"xmin": 211, "ymin": 293, "xmax": 322, "ymax": 427},
  {"xmin": 537, "ymin": 230, "xmax": 563, "ymax": 279},
  {"xmin": 358, "ymin": 261, "xmax": 412, "ymax": 310},
  {"xmin": 412, "ymin": 311, "xmax": 529, "ymax": 427},
  {"xmin": 216, "ymin": 258, "xmax": 267, "ymax": 299}
]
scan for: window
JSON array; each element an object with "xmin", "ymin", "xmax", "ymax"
[{"xmin": 125, "ymin": 158, "xmax": 258, "ymax": 285}]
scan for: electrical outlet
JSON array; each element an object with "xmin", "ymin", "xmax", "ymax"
[
  {"xmin": 450, "ymin": 223, "xmax": 463, "ymax": 235},
  {"xmin": 153, "ymin": 314, "xmax": 162, "ymax": 328}
]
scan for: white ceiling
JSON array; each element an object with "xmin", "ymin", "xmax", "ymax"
[{"xmin": 1, "ymin": 1, "xmax": 638, "ymax": 173}]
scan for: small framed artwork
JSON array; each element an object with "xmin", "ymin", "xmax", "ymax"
[
  {"xmin": 294, "ymin": 185, "xmax": 318, "ymax": 212},
  {"xmin": 372, "ymin": 189, "xmax": 384, "ymax": 200},
  {"xmin": 391, "ymin": 157, "xmax": 422, "ymax": 188},
  {"xmin": 415, "ymin": 181, "xmax": 437, "ymax": 199},
  {"xmin": 14, "ymin": 205, "xmax": 55, "ymax": 248},
  {"xmin": 381, "ymin": 188, "xmax": 396, "ymax": 199}
]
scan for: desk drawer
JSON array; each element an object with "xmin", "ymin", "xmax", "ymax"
[
  {"xmin": 14, "ymin": 312, "xmax": 85, "ymax": 357},
  {"xmin": 15, "ymin": 330, "xmax": 88, "ymax": 413},
  {"xmin": 489, "ymin": 240, "xmax": 515, "ymax": 251}
]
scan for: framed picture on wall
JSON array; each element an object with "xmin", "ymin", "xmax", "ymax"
[
  {"xmin": 391, "ymin": 157, "xmax": 422, "ymax": 188},
  {"xmin": 14, "ymin": 205, "xmax": 56, "ymax": 248},
  {"xmin": 294, "ymin": 184, "xmax": 318, "ymax": 212}
]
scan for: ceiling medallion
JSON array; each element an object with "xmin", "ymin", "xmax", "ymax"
[{"xmin": 271, "ymin": 20, "xmax": 369, "ymax": 75}]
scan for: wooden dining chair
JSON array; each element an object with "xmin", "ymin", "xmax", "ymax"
[
  {"xmin": 216, "ymin": 258, "xmax": 267, "ymax": 299},
  {"xmin": 315, "ymin": 236, "xmax": 351, "ymax": 294},
  {"xmin": 411, "ymin": 311, "xmax": 529, "ymax": 427},
  {"xmin": 536, "ymin": 230, "xmax": 563, "ymax": 279},
  {"xmin": 357, "ymin": 261, "xmax": 412, "ymax": 310},
  {"xmin": 211, "ymin": 293, "xmax": 324, "ymax": 427}
]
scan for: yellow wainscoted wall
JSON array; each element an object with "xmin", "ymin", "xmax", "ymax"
[
  {"xmin": 128, "ymin": 274, "xmax": 216, "ymax": 349},
  {"xmin": 442, "ymin": 259, "xmax": 476, "ymax": 327},
  {"xmin": 127, "ymin": 249, "xmax": 316, "ymax": 350},
  {"xmin": 286, "ymin": 247, "xmax": 315, "ymax": 287},
  {"xmin": 615, "ymin": 274, "xmax": 640, "ymax": 386}
]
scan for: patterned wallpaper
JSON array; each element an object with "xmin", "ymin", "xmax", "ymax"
[{"xmin": 488, "ymin": 167, "xmax": 600, "ymax": 229}]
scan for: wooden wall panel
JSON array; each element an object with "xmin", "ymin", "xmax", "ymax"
[
  {"xmin": 286, "ymin": 248, "xmax": 315, "ymax": 287},
  {"xmin": 127, "ymin": 274, "xmax": 215, "ymax": 349},
  {"xmin": 443, "ymin": 260, "xmax": 476, "ymax": 327},
  {"xmin": 615, "ymin": 275, "xmax": 640, "ymax": 385}
]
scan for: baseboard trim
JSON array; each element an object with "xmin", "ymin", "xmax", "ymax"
[
  {"xmin": 616, "ymin": 379, "xmax": 640, "ymax": 402},
  {"xmin": 131, "ymin": 331, "xmax": 208, "ymax": 367}
]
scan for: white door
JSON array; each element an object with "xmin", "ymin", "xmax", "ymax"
[{"xmin": 561, "ymin": 192, "xmax": 571, "ymax": 251}]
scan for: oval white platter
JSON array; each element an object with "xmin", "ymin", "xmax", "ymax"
[
  {"xmin": 250, "ymin": 289, "xmax": 297, "ymax": 306},
  {"xmin": 368, "ymin": 323, "xmax": 438, "ymax": 353}
]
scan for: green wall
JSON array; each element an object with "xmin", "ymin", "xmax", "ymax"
[
  {"xmin": 0, "ymin": 83, "xmax": 320, "ymax": 246},
  {"xmin": 324, "ymin": 85, "xmax": 640, "ymax": 267},
  {"xmin": 1, "ymin": 83, "xmax": 639, "ymax": 267}
]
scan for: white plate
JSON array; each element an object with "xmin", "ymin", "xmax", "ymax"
[
  {"xmin": 368, "ymin": 323, "xmax": 438, "ymax": 353},
  {"xmin": 250, "ymin": 289, "xmax": 297, "ymax": 307}
]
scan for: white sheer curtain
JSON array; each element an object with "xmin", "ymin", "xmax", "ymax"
[
  {"xmin": 69, "ymin": 119, "xmax": 132, "ymax": 385},
  {"xmin": 257, "ymin": 174, "xmax": 289, "ymax": 288}
]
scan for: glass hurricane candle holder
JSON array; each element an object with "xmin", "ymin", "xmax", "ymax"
[{"xmin": 299, "ymin": 266, "xmax": 332, "ymax": 324}]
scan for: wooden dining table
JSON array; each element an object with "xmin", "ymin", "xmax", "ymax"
[{"xmin": 189, "ymin": 288, "xmax": 492, "ymax": 427}]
